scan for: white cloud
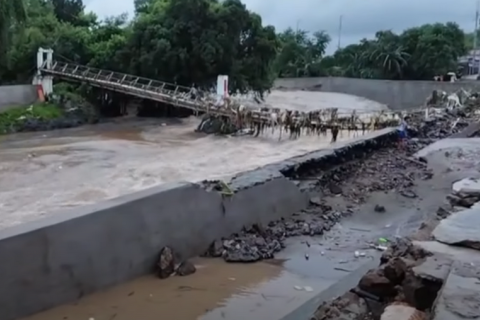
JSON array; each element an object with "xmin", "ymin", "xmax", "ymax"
[{"xmin": 85, "ymin": 0, "xmax": 478, "ymax": 53}]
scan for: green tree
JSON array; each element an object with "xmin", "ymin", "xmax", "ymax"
[
  {"xmin": 123, "ymin": 0, "xmax": 278, "ymax": 95},
  {"xmin": 320, "ymin": 22, "xmax": 467, "ymax": 80},
  {"xmin": 51, "ymin": 0, "xmax": 85, "ymax": 26},
  {"xmin": 275, "ymin": 28, "xmax": 330, "ymax": 77},
  {"xmin": 0, "ymin": 0, "xmax": 27, "ymax": 70}
]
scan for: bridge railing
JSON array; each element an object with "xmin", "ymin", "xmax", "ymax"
[
  {"xmin": 43, "ymin": 61, "xmax": 194, "ymax": 95},
  {"xmin": 40, "ymin": 60, "xmax": 231, "ymax": 113}
]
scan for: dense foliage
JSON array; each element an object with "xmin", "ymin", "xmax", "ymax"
[
  {"xmin": 0, "ymin": 0, "xmax": 471, "ymax": 96},
  {"xmin": 276, "ymin": 23, "xmax": 467, "ymax": 80},
  {"xmin": 0, "ymin": 0, "xmax": 279, "ymax": 96}
]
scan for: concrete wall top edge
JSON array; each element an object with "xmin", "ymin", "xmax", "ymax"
[
  {"xmin": 0, "ymin": 180, "xmax": 194, "ymax": 241},
  {"xmin": 273, "ymin": 77, "xmax": 480, "ymax": 110},
  {"xmin": 274, "ymin": 77, "xmax": 480, "ymax": 86},
  {"xmin": 228, "ymin": 169, "xmax": 284, "ymax": 191}
]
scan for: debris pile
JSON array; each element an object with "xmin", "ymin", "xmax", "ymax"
[
  {"xmin": 311, "ymin": 238, "xmax": 444, "ymax": 320},
  {"xmin": 203, "ymin": 140, "xmax": 432, "ymax": 263},
  {"xmin": 447, "ymin": 178, "xmax": 480, "ymax": 209},
  {"xmin": 311, "ymin": 174, "xmax": 480, "ymax": 320},
  {"xmin": 203, "ymin": 209, "xmax": 345, "ymax": 263},
  {"xmin": 201, "ymin": 106, "xmax": 480, "ymax": 263},
  {"xmin": 196, "ymin": 86, "xmax": 480, "ymax": 138}
]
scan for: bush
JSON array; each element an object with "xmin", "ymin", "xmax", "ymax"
[{"xmin": 0, "ymin": 102, "xmax": 64, "ymax": 134}]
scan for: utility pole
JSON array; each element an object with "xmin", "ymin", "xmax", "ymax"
[
  {"xmin": 296, "ymin": 19, "xmax": 300, "ymax": 35},
  {"xmin": 474, "ymin": 0, "xmax": 479, "ymax": 75},
  {"xmin": 337, "ymin": 15, "xmax": 343, "ymax": 50}
]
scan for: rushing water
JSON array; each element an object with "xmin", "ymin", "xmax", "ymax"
[{"xmin": 3, "ymin": 91, "xmax": 388, "ymax": 320}]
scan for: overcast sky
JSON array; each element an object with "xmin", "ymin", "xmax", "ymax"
[{"xmin": 84, "ymin": 0, "xmax": 478, "ymax": 54}]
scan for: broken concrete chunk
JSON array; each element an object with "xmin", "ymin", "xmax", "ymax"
[
  {"xmin": 156, "ymin": 246, "xmax": 175, "ymax": 279},
  {"xmin": 383, "ymin": 258, "xmax": 407, "ymax": 285},
  {"xmin": 358, "ymin": 270, "xmax": 397, "ymax": 298},
  {"xmin": 176, "ymin": 260, "xmax": 196, "ymax": 276},
  {"xmin": 452, "ymin": 177, "xmax": 480, "ymax": 194},
  {"xmin": 312, "ymin": 292, "xmax": 369, "ymax": 320},
  {"xmin": 380, "ymin": 303, "xmax": 427, "ymax": 320},
  {"xmin": 403, "ymin": 255, "xmax": 452, "ymax": 310},
  {"xmin": 433, "ymin": 206, "xmax": 480, "ymax": 250},
  {"xmin": 432, "ymin": 261, "xmax": 480, "ymax": 320},
  {"xmin": 412, "ymin": 255, "xmax": 452, "ymax": 283},
  {"xmin": 309, "ymin": 196, "xmax": 322, "ymax": 206}
]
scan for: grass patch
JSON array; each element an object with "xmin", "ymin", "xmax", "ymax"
[{"xmin": 0, "ymin": 102, "xmax": 64, "ymax": 134}]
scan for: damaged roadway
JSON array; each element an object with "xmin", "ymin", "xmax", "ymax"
[
  {"xmin": 196, "ymin": 110, "xmax": 480, "ymax": 320},
  {"xmin": 150, "ymin": 107, "xmax": 480, "ymax": 320},
  {"xmin": 198, "ymin": 111, "xmax": 471, "ymax": 265},
  {"xmin": 286, "ymin": 132, "xmax": 480, "ymax": 318}
]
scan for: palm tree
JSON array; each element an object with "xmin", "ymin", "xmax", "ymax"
[
  {"xmin": 0, "ymin": 0, "xmax": 27, "ymax": 59},
  {"xmin": 367, "ymin": 41, "xmax": 410, "ymax": 79}
]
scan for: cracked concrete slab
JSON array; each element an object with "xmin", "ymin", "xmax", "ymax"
[
  {"xmin": 452, "ymin": 177, "xmax": 480, "ymax": 194},
  {"xmin": 412, "ymin": 255, "xmax": 452, "ymax": 283},
  {"xmin": 432, "ymin": 261, "xmax": 480, "ymax": 320},
  {"xmin": 413, "ymin": 241, "xmax": 480, "ymax": 263},
  {"xmin": 432, "ymin": 205, "xmax": 480, "ymax": 250}
]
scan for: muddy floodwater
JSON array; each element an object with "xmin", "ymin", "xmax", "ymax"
[
  {"xmin": 0, "ymin": 91, "xmax": 387, "ymax": 229},
  {"xmin": 0, "ymin": 117, "xmax": 360, "ymax": 227},
  {"xmin": 2, "ymin": 91, "xmax": 388, "ymax": 320}
]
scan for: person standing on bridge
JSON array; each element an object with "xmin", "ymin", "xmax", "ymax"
[
  {"xmin": 331, "ymin": 123, "xmax": 339, "ymax": 143},
  {"xmin": 397, "ymin": 116, "xmax": 409, "ymax": 149}
]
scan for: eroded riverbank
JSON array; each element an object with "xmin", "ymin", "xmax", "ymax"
[{"xmin": 19, "ymin": 115, "xmax": 468, "ymax": 320}]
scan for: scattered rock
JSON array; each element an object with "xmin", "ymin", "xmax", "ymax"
[
  {"xmin": 436, "ymin": 206, "xmax": 450, "ymax": 219},
  {"xmin": 400, "ymin": 190, "xmax": 417, "ymax": 199},
  {"xmin": 328, "ymin": 183, "xmax": 343, "ymax": 195},
  {"xmin": 380, "ymin": 303, "xmax": 427, "ymax": 320},
  {"xmin": 383, "ymin": 258, "xmax": 407, "ymax": 285},
  {"xmin": 358, "ymin": 270, "xmax": 397, "ymax": 298},
  {"xmin": 312, "ymin": 292, "xmax": 369, "ymax": 320},
  {"xmin": 204, "ymin": 239, "xmax": 224, "ymax": 257},
  {"xmin": 309, "ymin": 196, "xmax": 322, "ymax": 206},
  {"xmin": 156, "ymin": 246, "xmax": 175, "ymax": 279},
  {"xmin": 176, "ymin": 260, "xmax": 196, "ymax": 276}
]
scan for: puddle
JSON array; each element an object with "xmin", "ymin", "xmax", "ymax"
[{"xmin": 20, "ymin": 258, "xmax": 287, "ymax": 320}]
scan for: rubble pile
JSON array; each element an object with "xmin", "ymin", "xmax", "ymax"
[
  {"xmin": 311, "ymin": 238, "xmax": 442, "ymax": 320},
  {"xmin": 311, "ymin": 180, "xmax": 478, "ymax": 320},
  {"xmin": 201, "ymin": 107, "xmax": 480, "ymax": 263},
  {"xmin": 203, "ymin": 141, "xmax": 433, "ymax": 263}
]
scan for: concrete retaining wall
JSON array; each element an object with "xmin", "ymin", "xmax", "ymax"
[
  {"xmin": 274, "ymin": 77, "xmax": 480, "ymax": 110},
  {"xmin": 0, "ymin": 84, "xmax": 38, "ymax": 110},
  {"xmin": 0, "ymin": 128, "xmax": 397, "ymax": 320}
]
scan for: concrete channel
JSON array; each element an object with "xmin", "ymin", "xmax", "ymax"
[{"xmin": 0, "ymin": 128, "xmax": 397, "ymax": 320}]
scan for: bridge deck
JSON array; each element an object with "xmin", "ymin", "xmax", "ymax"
[
  {"xmin": 40, "ymin": 61, "xmax": 236, "ymax": 117},
  {"xmin": 39, "ymin": 61, "xmax": 408, "ymax": 130}
]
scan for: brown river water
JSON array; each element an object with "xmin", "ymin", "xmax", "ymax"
[{"xmin": 1, "ymin": 91, "xmax": 387, "ymax": 320}]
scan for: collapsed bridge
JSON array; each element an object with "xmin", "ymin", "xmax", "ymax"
[{"xmin": 36, "ymin": 48, "xmax": 476, "ymax": 138}]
